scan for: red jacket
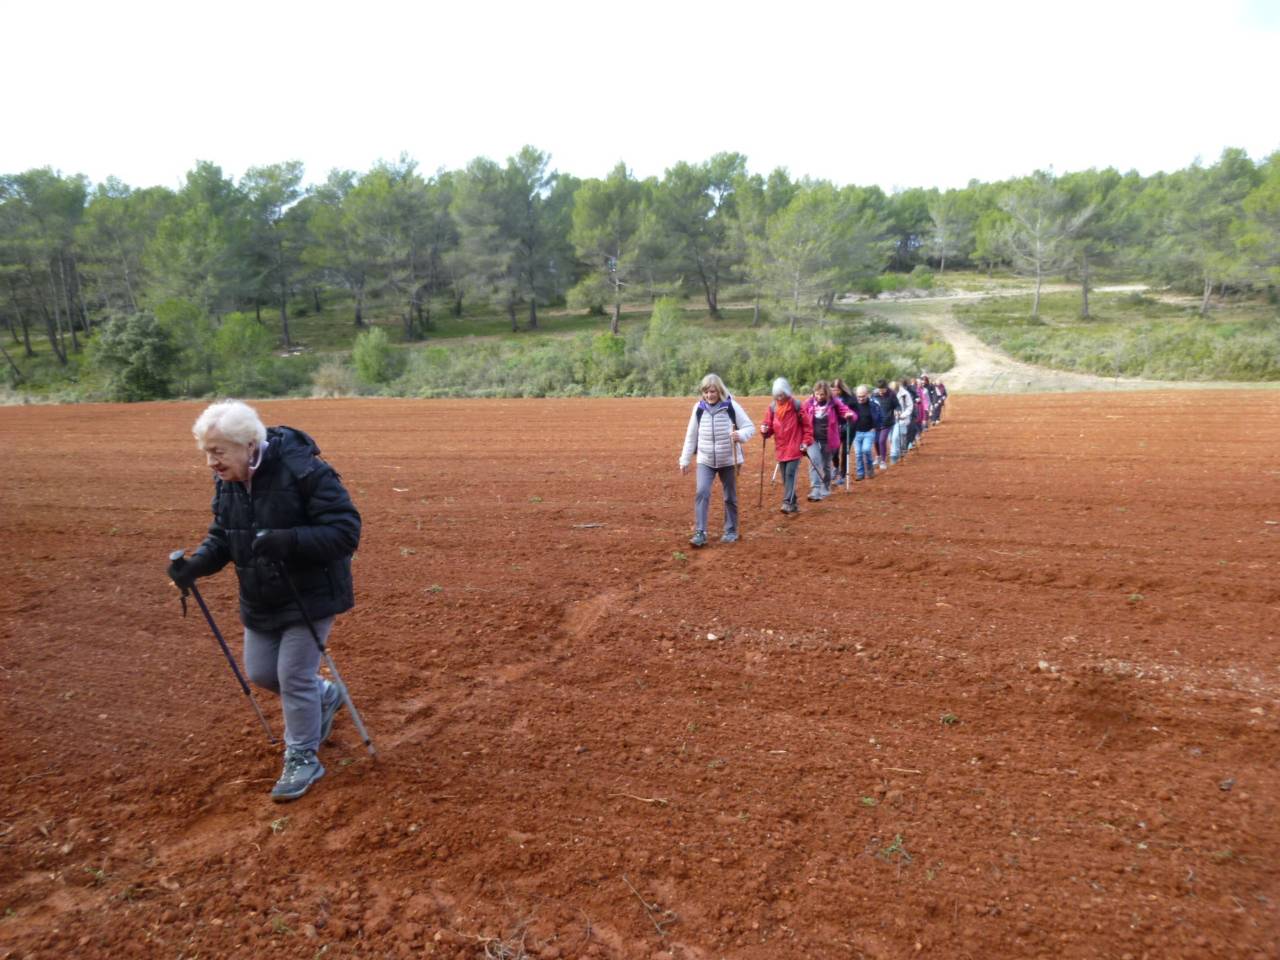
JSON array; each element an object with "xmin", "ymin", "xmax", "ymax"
[
  {"xmin": 761, "ymin": 398, "xmax": 814, "ymax": 462},
  {"xmin": 802, "ymin": 395, "xmax": 856, "ymax": 449}
]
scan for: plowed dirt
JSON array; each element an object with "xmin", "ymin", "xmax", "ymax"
[{"xmin": 1, "ymin": 394, "xmax": 1277, "ymax": 960}]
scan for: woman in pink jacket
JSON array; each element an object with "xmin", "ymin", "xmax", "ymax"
[{"xmin": 802, "ymin": 381, "xmax": 855, "ymax": 500}]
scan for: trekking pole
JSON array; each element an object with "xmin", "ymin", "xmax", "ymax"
[
  {"xmin": 257, "ymin": 533, "xmax": 377, "ymax": 758},
  {"xmin": 168, "ymin": 550, "xmax": 278, "ymax": 744},
  {"xmin": 756, "ymin": 435, "xmax": 767, "ymax": 508},
  {"xmin": 845, "ymin": 429, "xmax": 852, "ymax": 492}
]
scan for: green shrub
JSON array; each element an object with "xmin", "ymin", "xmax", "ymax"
[
  {"xmin": 89, "ymin": 313, "xmax": 180, "ymax": 401},
  {"xmin": 567, "ymin": 276, "xmax": 609, "ymax": 315},
  {"xmin": 213, "ymin": 314, "xmax": 275, "ymax": 395},
  {"xmin": 155, "ymin": 298, "xmax": 217, "ymax": 395},
  {"xmin": 267, "ymin": 353, "xmax": 321, "ymax": 396},
  {"xmin": 909, "ymin": 265, "xmax": 936, "ymax": 290},
  {"xmin": 352, "ymin": 326, "xmax": 400, "ymax": 385},
  {"xmin": 387, "ymin": 300, "xmax": 952, "ymax": 398}
]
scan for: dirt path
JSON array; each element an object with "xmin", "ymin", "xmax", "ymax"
[
  {"xmin": 867, "ymin": 288, "xmax": 1278, "ymax": 394},
  {"xmin": 922, "ymin": 305, "xmax": 1175, "ymax": 393}
]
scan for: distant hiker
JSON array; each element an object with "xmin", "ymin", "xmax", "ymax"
[
  {"xmin": 904, "ymin": 378, "xmax": 924, "ymax": 450},
  {"xmin": 167, "ymin": 400, "xmax": 361, "ymax": 802},
  {"xmin": 803, "ymin": 380, "xmax": 855, "ymax": 499},
  {"xmin": 849, "ymin": 385, "xmax": 877, "ymax": 481},
  {"xmin": 890, "ymin": 379, "xmax": 912, "ymax": 463},
  {"xmin": 923, "ymin": 374, "xmax": 942, "ymax": 425},
  {"xmin": 870, "ymin": 379, "xmax": 896, "ymax": 471},
  {"xmin": 933, "ymin": 379, "xmax": 948, "ymax": 422},
  {"xmin": 760, "ymin": 377, "xmax": 815, "ymax": 515},
  {"xmin": 831, "ymin": 378, "xmax": 857, "ymax": 485},
  {"xmin": 679, "ymin": 373, "xmax": 755, "ymax": 547},
  {"xmin": 917, "ymin": 375, "xmax": 933, "ymax": 436}
]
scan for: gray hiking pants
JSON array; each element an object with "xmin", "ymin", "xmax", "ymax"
[
  {"xmin": 694, "ymin": 463, "xmax": 738, "ymax": 536},
  {"xmin": 244, "ymin": 616, "xmax": 334, "ymax": 753},
  {"xmin": 780, "ymin": 458, "xmax": 800, "ymax": 508}
]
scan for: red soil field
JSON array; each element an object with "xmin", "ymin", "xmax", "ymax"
[{"xmin": 1, "ymin": 394, "xmax": 1277, "ymax": 960}]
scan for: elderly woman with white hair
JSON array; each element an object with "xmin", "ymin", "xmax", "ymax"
[
  {"xmin": 167, "ymin": 400, "xmax": 361, "ymax": 802},
  {"xmin": 759, "ymin": 376, "xmax": 814, "ymax": 515},
  {"xmin": 678, "ymin": 373, "xmax": 755, "ymax": 547}
]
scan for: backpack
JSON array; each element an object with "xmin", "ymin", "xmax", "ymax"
[{"xmin": 769, "ymin": 398, "xmax": 806, "ymax": 439}]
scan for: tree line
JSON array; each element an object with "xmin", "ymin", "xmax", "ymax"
[{"xmin": 1, "ymin": 146, "xmax": 1277, "ymax": 385}]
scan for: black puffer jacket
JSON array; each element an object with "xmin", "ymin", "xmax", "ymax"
[{"xmin": 190, "ymin": 426, "xmax": 361, "ymax": 631}]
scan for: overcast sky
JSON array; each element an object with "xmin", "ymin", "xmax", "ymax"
[{"xmin": 4, "ymin": 0, "xmax": 1276, "ymax": 192}]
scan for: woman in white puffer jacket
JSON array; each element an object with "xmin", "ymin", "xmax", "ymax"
[{"xmin": 678, "ymin": 373, "xmax": 756, "ymax": 548}]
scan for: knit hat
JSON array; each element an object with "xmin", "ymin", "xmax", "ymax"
[{"xmin": 771, "ymin": 377, "xmax": 792, "ymax": 398}]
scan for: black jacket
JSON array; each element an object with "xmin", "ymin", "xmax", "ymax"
[
  {"xmin": 850, "ymin": 398, "xmax": 875, "ymax": 433},
  {"xmin": 191, "ymin": 426, "xmax": 361, "ymax": 631},
  {"xmin": 869, "ymin": 393, "xmax": 895, "ymax": 430}
]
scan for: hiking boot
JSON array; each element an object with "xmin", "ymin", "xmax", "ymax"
[
  {"xmin": 689, "ymin": 530, "xmax": 708, "ymax": 548},
  {"xmin": 719, "ymin": 532, "xmax": 738, "ymax": 544},
  {"xmin": 781, "ymin": 503, "xmax": 798, "ymax": 514},
  {"xmin": 271, "ymin": 748, "xmax": 325, "ymax": 803},
  {"xmin": 806, "ymin": 492, "xmax": 822, "ymax": 502},
  {"xmin": 320, "ymin": 680, "xmax": 343, "ymax": 742}
]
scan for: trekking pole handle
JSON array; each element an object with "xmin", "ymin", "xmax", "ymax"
[{"xmin": 168, "ymin": 549, "xmax": 189, "ymax": 615}]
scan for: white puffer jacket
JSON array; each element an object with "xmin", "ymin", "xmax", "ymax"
[{"xmin": 679, "ymin": 398, "xmax": 756, "ymax": 470}]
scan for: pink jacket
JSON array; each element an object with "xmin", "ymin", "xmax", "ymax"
[{"xmin": 802, "ymin": 395, "xmax": 856, "ymax": 449}]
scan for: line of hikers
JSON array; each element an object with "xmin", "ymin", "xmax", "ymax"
[{"xmin": 678, "ymin": 373, "xmax": 947, "ymax": 547}]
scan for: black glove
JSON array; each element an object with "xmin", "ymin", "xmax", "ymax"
[
  {"xmin": 167, "ymin": 554, "xmax": 205, "ymax": 591},
  {"xmin": 252, "ymin": 529, "xmax": 297, "ymax": 562}
]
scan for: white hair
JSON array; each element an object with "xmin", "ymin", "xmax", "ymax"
[
  {"xmin": 193, "ymin": 400, "xmax": 267, "ymax": 448},
  {"xmin": 771, "ymin": 376, "xmax": 793, "ymax": 398}
]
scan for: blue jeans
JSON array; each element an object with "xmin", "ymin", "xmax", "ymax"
[
  {"xmin": 807, "ymin": 443, "xmax": 832, "ymax": 497},
  {"xmin": 890, "ymin": 420, "xmax": 908, "ymax": 462},
  {"xmin": 854, "ymin": 431, "xmax": 876, "ymax": 479}
]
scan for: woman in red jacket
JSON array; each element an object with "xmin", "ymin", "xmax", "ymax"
[{"xmin": 759, "ymin": 377, "xmax": 814, "ymax": 514}]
